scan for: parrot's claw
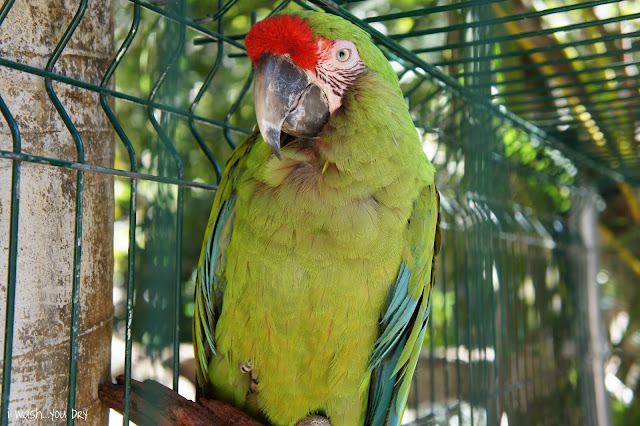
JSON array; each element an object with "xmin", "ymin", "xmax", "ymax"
[
  {"xmin": 239, "ymin": 361, "xmax": 252, "ymax": 373},
  {"xmin": 295, "ymin": 415, "xmax": 332, "ymax": 426}
]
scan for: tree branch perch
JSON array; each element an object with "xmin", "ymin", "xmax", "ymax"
[{"xmin": 99, "ymin": 375, "xmax": 265, "ymax": 426}]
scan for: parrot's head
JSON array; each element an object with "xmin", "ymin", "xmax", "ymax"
[{"xmin": 245, "ymin": 11, "xmax": 397, "ymax": 159}]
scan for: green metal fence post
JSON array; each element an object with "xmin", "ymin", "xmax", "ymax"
[
  {"xmin": 0, "ymin": 85, "xmax": 20, "ymax": 426},
  {"xmin": 574, "ymin": 188, "xmax": 611, "ymax": 426}
]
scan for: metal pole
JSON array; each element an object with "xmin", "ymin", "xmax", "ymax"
[{"xmin": 578, "ymin": 187, "xmax": 611, "ymax": 426}]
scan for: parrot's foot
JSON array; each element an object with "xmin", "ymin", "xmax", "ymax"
[
  {"xmin": 239, "ymin": 361, "xmax": 259, "ymax": 393},
  {"xmin": 295, "ymin": 415, "xmax": 331, "ymax": 426}
]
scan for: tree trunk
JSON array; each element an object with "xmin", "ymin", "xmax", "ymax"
[{"xmin": 0, "ymin": 0, "xmax": 114, "ymax": 423}]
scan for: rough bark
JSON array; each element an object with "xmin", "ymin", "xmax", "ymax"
[
  {"xmin": 99, "ymin": 376, "xmax": 265, "ymax": 426},
  {"xmin": 0, "ymin": 0, "xmax": 114, "ymax": 423}
]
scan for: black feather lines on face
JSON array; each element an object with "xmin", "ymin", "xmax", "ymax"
[
  {"xmin": 316, "ymin": 61, "xmax": 365, "ymax": 99},
  {"xmin": 333, "ymin": 68, "xmax": 369, "ymax": 114}
]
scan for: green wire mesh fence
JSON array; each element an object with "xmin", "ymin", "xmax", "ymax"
[{"xmin": 1, "ymin": 0, "xmax": 638, "ymax": 424}]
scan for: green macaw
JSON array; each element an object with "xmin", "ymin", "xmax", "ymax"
[{"xmin": 193, "ymin": 11, "xmax": 440, "ymax": 426}]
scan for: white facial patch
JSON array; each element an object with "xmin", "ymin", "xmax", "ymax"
[{"xmin": 311, "ymin": 39, "xmax": 365, "ymax": 114}]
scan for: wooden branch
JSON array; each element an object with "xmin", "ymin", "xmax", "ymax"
[{"xmin": 99, "ymin": 375, "xmax": 265, "ymax": 426}]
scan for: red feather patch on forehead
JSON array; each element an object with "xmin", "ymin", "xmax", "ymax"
[{"xmin": 245, "ymin": 15, "xmax": 319, "ymax": 71}]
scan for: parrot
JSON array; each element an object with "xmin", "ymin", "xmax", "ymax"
[{"xmin": 193, "ymin": 10, "xmax": 441, "ymax": 426}]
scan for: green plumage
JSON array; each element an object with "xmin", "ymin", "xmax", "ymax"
[{"xmin": 194, "ymin": 11, "xmax": 440, "ymax": 426}]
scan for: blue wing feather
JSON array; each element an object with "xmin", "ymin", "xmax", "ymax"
[
  {"xmin": 369, "ymin": 333, "xmax": 407, "ymax": 426},
  {"xmin": 366, "ymin": 185, "xmax": 440, "ymax": 426},
  {"xmin": 369, "ymin": 263, "xmax": 414, "ymax": 369},
  {"xmin": 193, "ymin": 129, "xmax": 260, "ymax": 394}
]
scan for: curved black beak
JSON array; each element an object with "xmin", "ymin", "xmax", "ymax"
[{"xmin": 254, "ymin": 53, "xmax": 329, "ymax": 160}]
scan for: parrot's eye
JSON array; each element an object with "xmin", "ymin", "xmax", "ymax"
[{"xmin": 336, "ymin": 48, "xmax": 351, "ymax": 62}]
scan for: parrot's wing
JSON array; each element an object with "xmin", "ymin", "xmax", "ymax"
[
  {"xmin": 193, "ymin": 128, "xmax": 260, "ymax": 396},
  {"xmin": 367, "ymin": 184, "xmax": 441, "ymax": 426}
]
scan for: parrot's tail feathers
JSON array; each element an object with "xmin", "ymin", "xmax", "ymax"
[{"xmin": 367, "ymin": 335, "xmax": 406, "ymax": 426}]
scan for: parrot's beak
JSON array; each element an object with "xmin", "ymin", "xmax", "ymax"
[{"xmin": 254, "ymin": 53, "xmax": 330, "ymax": 160}]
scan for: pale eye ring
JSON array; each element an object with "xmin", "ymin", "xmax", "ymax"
[{"xmin": 336, "ymin": 47, "xmax": 351, "ymax": 62}]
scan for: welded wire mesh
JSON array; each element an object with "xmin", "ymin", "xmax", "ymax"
[{"xmin": 1, "ymin": 0, "xmax": 635, "ymax": 425}]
